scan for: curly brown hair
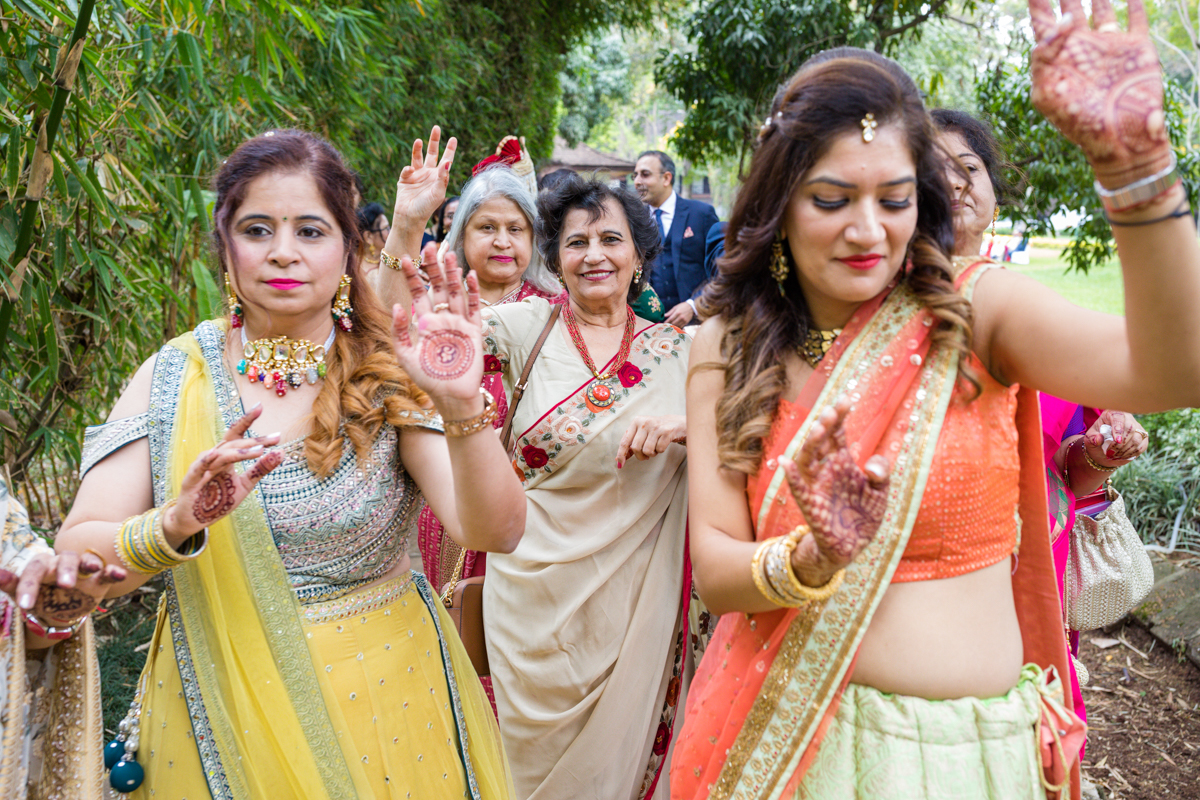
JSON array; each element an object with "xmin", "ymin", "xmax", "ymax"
[
  {"xmin": 213, "ymin": 130, "xmax": 429, "ymax": 478},
  {"xmin": 698, "ymin": 49, "xmax": 976, "ymax": 474}
]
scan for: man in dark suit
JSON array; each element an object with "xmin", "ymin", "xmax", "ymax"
[{"xmin": 633, "ymin": 151, "xmax": 720, "ymax": 326}]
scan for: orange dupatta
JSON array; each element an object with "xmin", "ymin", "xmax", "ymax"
[{"xmin": 671, "ymin": 260, "xmax": 1078, "ymax": 800}]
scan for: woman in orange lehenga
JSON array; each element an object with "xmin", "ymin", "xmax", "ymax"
[{"xmin": 672, "ymin": 2, "xmax": 1200, "ymax": 797}]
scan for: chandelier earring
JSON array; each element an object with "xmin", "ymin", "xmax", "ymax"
[
  {"xmin": 991, "ymin": 207, "xmax": 999, "ymax": 238},
  {"xmin": 769, "ymin": 234, "xmax": 789, "ymax": 296},
  {"xmin": 634, "ymin": 264, "xmax": 643, "ymax": 283},
  {"xmin": 331, "ymin": 274, "xmax": 354, "ymax": 332},
  {"xmin": 225, "ymin": 274, "xmax": 243, "ymax": 329}
]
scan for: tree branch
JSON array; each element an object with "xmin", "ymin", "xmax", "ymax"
[{"xmin": 877, "ymin": 0, "xmax": 953, "ymax": 41}]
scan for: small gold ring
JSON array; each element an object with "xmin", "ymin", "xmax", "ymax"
[
  {"xmin": 82, "ymin": 549, "xmax": 109, "ymax": 570},
  {"xmin": 432, "ymin": 303, "xmax": 450, "ymax": 313},
  {"xmin": 1097, "ymin": 22, "xmax": 1120, "ymax": 32}
]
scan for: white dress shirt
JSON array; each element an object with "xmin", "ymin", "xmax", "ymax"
[{"xmin": 651, "ymin": 191, "xmax": 678, "ymax": 238}]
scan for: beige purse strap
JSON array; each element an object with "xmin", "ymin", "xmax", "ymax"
[
  {"xmin": 440, "ymin": 303, "xmax": 562, "ymax": 607},
  {"xmin": 500, "ymin": 303, "xmax": 562, "ymax": 452}
]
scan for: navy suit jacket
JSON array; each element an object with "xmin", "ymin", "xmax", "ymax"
[{"xmin": 652, "ymin": 196, "xmax": 720, "ymax": 307}]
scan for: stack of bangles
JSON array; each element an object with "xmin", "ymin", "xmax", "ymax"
[
  {"xmin": 115, "ymin": 498, "xmax": 209, "ymax": 575},
  {"xmin": 751, "ymin": 525, "xmax": 845, "ymax": 607}
]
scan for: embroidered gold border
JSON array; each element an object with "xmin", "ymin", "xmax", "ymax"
[{"xmin": 711, "ymin": 285, "xmax": 962, "ymax": 800}]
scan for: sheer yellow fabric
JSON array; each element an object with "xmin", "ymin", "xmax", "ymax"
[{"xmin": 129, "ymin": 327, "xmax": 512, "ymax": 799}]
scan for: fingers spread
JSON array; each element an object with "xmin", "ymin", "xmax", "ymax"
[
  {"xmin": 1029, "ymin": 0, "xmax": 1058, "ymax": 41},
  {"xmin": 444, "ymin": 251, "xmax": 467, "ymax": 316},
  {"xmin": 425, "ymin": 126, "xmax": 441, "ymax": 166},
  {"xmin": 411, "ymin": 137, "xmax": 424, "ymax": 169},
  {"xmin": 16, "ymin": 557, "xmax": 49, "ymax": 609},
  {"xmin": 465, "ymin": 272, "xmax": 481, "ymax": 322}
]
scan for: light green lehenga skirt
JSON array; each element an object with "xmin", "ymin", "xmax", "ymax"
[{"xmin": 797, "ymin": 664, "xmax": 1053, "ymax": 800}]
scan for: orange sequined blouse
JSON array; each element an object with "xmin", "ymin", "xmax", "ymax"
[{"xmin": 891, "ymin": 355, "xmax": 1021, "ymax": 582}]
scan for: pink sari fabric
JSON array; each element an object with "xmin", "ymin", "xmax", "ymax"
[
  {"xmin": 1039, "ymin": 393, "xmax": 1100, "ymax": 736},
  {"xmin": 415, "ymin": 280, "xmax": 566, "ymax": 713}
]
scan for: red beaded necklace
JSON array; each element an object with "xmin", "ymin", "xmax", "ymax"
[{"xmin": 562, "ymin": 302, "xmax": 635, "ymax": 409}]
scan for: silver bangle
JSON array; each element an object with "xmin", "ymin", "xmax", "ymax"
[{"xmin": 1094, "ymin": 153, "xmax": 1180, "ymax": 213}]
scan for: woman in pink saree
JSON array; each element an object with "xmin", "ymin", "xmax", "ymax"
[{"xmin": 671, "ymin": 1, "xmax": 1200, "ymax": 796}]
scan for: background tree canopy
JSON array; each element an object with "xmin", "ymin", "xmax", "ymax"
[
  {"xmin": 0, "ymin": 0, "xmax": 658, "ymax": 521},
  {"xmin": 656, "ymin": 0, "xmax": 976, "ymax": 169}
]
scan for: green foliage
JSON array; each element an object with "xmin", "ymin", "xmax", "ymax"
[
  {"xmin": 976, "ymin": 53, "xmax": 1200, "ymax": 274},
  {"xmin": 0, "ymin": 0, "xmax": 656, "ymax": 521},
  {"xmin": 1112, "ymin": 451, "xmax": 1200, "ymax": 553},
  {"xmin": 1139, "ymin": 408, "xmax": 1200, "ymax": 467},
  {"xmin": 558, "ymin": 30, "xmax": 633, "ymax": 146},
  {"xmin": 656, "ymin": 0, "xmax": 971, "ymax": 167}
]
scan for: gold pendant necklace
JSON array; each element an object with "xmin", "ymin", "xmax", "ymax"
[
  {"xmin": 799, "ymin": 327, "xmax": 841, "ymax": 368},
  {"xmin": 236, "ymin": 328, "xmax": 336, "ymax": 397}
]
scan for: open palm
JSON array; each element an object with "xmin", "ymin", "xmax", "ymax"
[{"xmin": 392, "ymin": 126, "xmax": 457, "ymax": 230}]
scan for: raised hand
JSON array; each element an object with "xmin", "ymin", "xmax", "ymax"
[
  {"xmin": 780, "ymin": 399, "xmax": 890, "ymax": 586},
  {"xmin": 1, "ymin": 550, "xmax": 126, "ymax": 646},
  {"xmin": 164, "ymin": 404, "xmax": 284, "ymax": 542},
  {"xmin": 391, "ymin": 126, "xmax": 457, "ymax": 232},
  {"xmin": 1029, "ymin": 0, "xmax": 1170, "ymax": 185},
  {"xmin": 391, "ymin": 242, "xmax": 485, "ymax": 405}
]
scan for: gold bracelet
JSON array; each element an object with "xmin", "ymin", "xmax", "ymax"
[
  {"xmin": 751, "ymin": 538, "xmax": 792, "ymax": 607},
  {"xmin": 770, "ymin": 524, "xmax": 846, "ymax": 604},
  {"xmin": 1081, "ymin": 442, "xmax": 1121, "ymax": 472},
  {"xmin": 380, "ymin": 250, "xmax": 422, "ymax": 272},
  {"xmin": 114, "ymin": 499, "xmax": 209, "ymax": 575},
  {"xmin": 442, "ymin": 388, "xmax": 497, "ymax": 438}
]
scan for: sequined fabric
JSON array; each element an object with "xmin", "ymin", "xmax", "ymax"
[
  {"xmin": 261, "ymin": 429, "xmax": 423, "ymax": 605},
  {"xmin": 892, "ymin": 358, "xmax": 1021, "ymax": 582}
]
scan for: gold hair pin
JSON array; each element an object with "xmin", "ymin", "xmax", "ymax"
[{"xmin": 861, "ymin": 113, "xmax": 877, "ymax": 143}]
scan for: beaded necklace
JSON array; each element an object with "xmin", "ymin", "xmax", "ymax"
[
  {"xmin": 236, "ymin": 327, "xmax": 337, "ymax": 397},
  {"xmin": 561, "ymin": 302, "xmax": 635, "ymax": 410}
]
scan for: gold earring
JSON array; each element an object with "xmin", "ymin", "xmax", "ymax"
[
  {"xmin": 991, "ymin": 207, "xmax": 998, "ymax": 238},
  {"xmin": 225, "ymin": 274, "xmax": 243, "ymax": 329},
  {"xmin": 634, "ymin": 264, "xmax": 643, "ymax": 283},
  {"xmin": 332, "ymin": 274, "xmax": 354, "ymax": 331},
  {"xmin": 770, "ymin": 235, "xmax": 789, "ymax": 296}
]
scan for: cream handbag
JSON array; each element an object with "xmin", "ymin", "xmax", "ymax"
[{"xmin": 1064, "ymin": 485, "xmax": 1154, "ymax": 631}]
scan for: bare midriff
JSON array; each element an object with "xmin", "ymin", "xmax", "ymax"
[{"xmin": 850, "ymin": 558, "xmax": 1024, "ymax": 700}]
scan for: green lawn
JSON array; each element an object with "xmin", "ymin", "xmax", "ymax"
[{"xmin": 1007, "ymin": 247, "xmax": 1125, "ymax": 316}]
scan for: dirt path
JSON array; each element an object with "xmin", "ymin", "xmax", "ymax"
[{"xmin": 1078, "ymin": 621, "xmax": 1200, "ymax": 798}]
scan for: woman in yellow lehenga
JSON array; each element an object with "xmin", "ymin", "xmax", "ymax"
[{"xmin": 55, "ymin": 129, "xmax": 521, "ymax": 799}]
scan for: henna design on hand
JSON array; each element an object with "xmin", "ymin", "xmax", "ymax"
[
  {"xmin": 1031, "ymin": 29, "xmax": 1167, "ymax": 172},
  {"xmin": 246, "ymin": 450, "xmax": 284, "ymax": 481},
  {"xmin": 194, "ymin": 472, "xmax": 236, "ymax": 524},
  {"xmin": 33, "ymin": 585, "xmax": 96, "ymax": 624},
  {"xmin": 419, "ymin": 329, "xmax": 474, "ymax": 380}
]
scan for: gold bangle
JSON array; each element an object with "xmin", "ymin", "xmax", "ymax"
[
  {"xmin": 752, "ymin": 536, "xmax": 807, "ymax": 607},
  {"xmin": 380, "ymin": 250, "xmax": 422, "ymax": 272},
  {"xmin": 751, "ymin": 538, "xmax": 789, "ymax": 607},
  {"xmin": 1081, "ymin": 443, "xmax": 1121, "ymax": 472},
  {"xmin": 442, "ymin": 388, "xmax": 497, "ymax": 438},
  {"xmin": 770, "ymin": 524, "xmax": 846, "ymax": 604}
]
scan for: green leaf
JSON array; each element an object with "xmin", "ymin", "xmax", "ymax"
[
  {"xmin": 192, "ymin": 259, "xmax": 220, "ymax": 321},
  {"xmin": 5, "ymin": 125, "xmax": 20, "ymax": 197}
]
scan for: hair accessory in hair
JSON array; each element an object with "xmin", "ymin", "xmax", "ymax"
[
  {"xmin": 759, "ymin": 111, "xmax": 782, "ymax": 138},
  {"xmin": 473, "ymin": 135, "xmax": 537, "ymax": 196},
  {"xmin": 861, "ymin": 113, "xmax": 877, "ymax": 143}
]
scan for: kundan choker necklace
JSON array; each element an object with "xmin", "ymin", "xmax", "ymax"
[
  {"xmin": 562, "ymin": 302, "xmax": 635, "ymax": 410},
  {"xmin": 236, "ymin": 327, "xmax": 336, "ymax": 397},
  {"xmin": 799, "ymin": 327, "xmax": 841, "ymax": 368}
]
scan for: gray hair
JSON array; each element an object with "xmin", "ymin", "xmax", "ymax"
[{"xmin": 442, "ymin": 167, "xmax": 560, "ymax": 296}]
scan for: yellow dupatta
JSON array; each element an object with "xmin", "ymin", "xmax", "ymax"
[{"xmin": 132, "ymin": 324, "xmax": 359, "ymax": 799}]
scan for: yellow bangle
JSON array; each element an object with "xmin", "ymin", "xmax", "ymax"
[
  {"xmin": 752, "ymin": 536, "xmax": 807, "ymax": 607},
  {"xmin": 756, "ymin": 525, "xmax": 846, "ymax": 605},
  {"xmin": 114, "ymin": 499, "xmax": 209, "ymax": 575}
]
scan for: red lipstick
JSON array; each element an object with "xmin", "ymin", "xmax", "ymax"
[{"xmin": 838, "ymin": 254, "xmax": 883, "ymax": 271}]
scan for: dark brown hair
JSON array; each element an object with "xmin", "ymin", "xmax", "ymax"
[
  {"xmin": 213, "ymin": 129, "xmax": 428, "ymax": 478},
  {"xmin": 699, "ymin": 49, "xmax": 976, "ymax": 474},
  {"xmin": 536, "ymin": 172, "xmax": 661, "ymax": 304},
  {"xmin": 930, "ymin": 108, "xmax": 1017, "ymax": 205}
]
